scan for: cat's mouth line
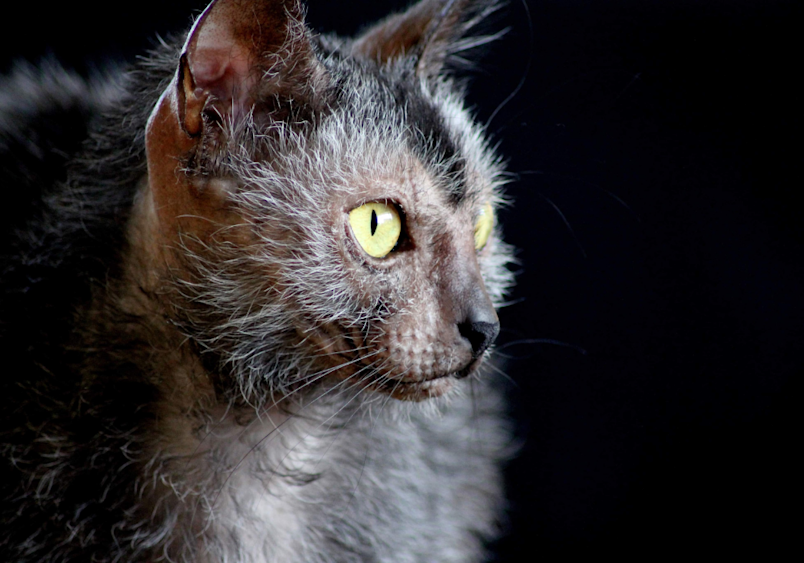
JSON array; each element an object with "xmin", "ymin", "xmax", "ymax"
[
  {"xmin": 373, "ymin": 375, "xmax": 454, "ymax": 401},
  {"xmin": 320, "ymin": 356, "xmax": 470, "ymax": 400},
  {"xmin": 370, "ymin": 358, "xmax": 484, "ymax": 401}
]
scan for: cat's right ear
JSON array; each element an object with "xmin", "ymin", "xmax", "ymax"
[
  {"xmin": 144, "ymin": 0, "xmax": 325, "ymax": 251},
  {"xmin": 176, "ymin": 0, "xmax": 325, "ymax": 135}
]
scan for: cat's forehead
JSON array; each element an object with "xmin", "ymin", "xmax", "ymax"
[
  {"xmin": 310, "ymin": 50, "xmax": 496, "ymax": 210},
  {"xmin": 309, "ymin": 112, "xmax": 492, "ymax": 218},
  {"xmin": 333, "ymin": 154, "xmax": 468, "ymax": 219}
]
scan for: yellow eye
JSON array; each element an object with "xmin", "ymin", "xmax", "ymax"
[
  {"xmin": 348, "ymin": 201, "xmax": 402, "ymax": 258},
  {"xmin": 474, "ymin": 202, "xmax": 494, "ymax": 250}
]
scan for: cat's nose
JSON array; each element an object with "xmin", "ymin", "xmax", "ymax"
[
  {"xmin": 458, "ymin": 318, "xmax": 499, "ymax": 359},
  {"xmin": 457, "ymin": 293, "xmax": 500, "ymax": 360}
]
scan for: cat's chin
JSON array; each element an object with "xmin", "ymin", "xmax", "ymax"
[{"xmin": 372, "ymin": 374, "xmax": 457, "ymax": 402}]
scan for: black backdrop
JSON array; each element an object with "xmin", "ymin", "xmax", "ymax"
[{"xmin": 3, "ymin": 0, "xmax": 799, "ymax": 560}]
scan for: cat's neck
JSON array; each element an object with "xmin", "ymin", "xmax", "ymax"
[{"xmin": 139, "ymin": 385, "xmax": 370, "ymax": 561}]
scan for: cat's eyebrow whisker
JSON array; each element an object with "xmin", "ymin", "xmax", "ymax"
[
  {"xmin": 516, "ymin": 170, "xmax": 639, "ymax": 221},
  {"xmin": 532, "ymin": 191, "xmax": 588, "ymax": 259},
  {"xmin": 496, "ymin": 297, "xmax": 525, "ymax": 308},
  {"xmin": 487, "ymin": 0, "xmax": 534, "ymax": 131}
]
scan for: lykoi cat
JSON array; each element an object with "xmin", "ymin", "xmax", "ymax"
[{"xmin": 0, "ymin": 1, "xmax": 514, "ymax": 561}]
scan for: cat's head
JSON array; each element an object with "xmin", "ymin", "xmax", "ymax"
[{"xmin": 141, "ymin": 0, "xmax": 513, "ymax": 404}]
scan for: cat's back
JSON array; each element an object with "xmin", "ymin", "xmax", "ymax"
[
  {"xmin": 0, "ymin": 61, "xmax": 130, "ymax": 393},
  {"xmin": 0, "ymin": 62, "xmax": 113, "ymax": 245},
  {"xmin": 0, "ymin": 63, "xmax": 149, "ymax": 561},
  {"xmin": 0, "ymin": 62, "xmax": 99, "ymax": 561}
]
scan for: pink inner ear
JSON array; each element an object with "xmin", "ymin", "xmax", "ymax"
[
  {"xmin": 190, "ymin": 46, "xmax": 252, "ymax": 103},
  {"xmin": 186, "ymin": 12, "xmax": 255, "ymax": 111}
]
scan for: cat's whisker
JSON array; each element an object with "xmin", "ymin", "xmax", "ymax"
[
  {"xmin": 290, "ymin": 348, "xmax": 385, "ymax": 386},
  {"xmin": 342, "ymin": 367, "xmax": 407, "ymax": 512},
  {"xmin": 183, "ymin": 345, "xmax": 385, "ymax": 493},
  {"xmin": 242, "ymin": 360, "xmax": 388, "ymax": 489},
  {"xmin": 493, "ymin": 338, "xmax": 587, "ymax": 356},
  {"xmin": 479, "ymin": 352, "xmax": 519, "ymax": 389},
  {"xmin": 309, "ymin": 365, "xmax": 388, "ymax": 469}
]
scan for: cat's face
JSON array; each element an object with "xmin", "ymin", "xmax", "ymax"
[{"xmin": 140, "ymin": 0, "xmax": 513, "ymax": 404}]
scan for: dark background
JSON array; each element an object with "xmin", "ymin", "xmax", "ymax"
[{"xmin": 3, "ymin": 0, "xmax": 799, "ymax": 560}]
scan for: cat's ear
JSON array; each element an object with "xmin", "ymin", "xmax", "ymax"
[
  {"xmin": 178, "ymin": 0, "xmax": 324, "ymax": 135},
  {"xmin": 144, "ymin": 0, "xmax": 325, "ymax": 251},
  {"xmin": 350, "ymin": 0, "xmax": 499, "ymax": 78}
]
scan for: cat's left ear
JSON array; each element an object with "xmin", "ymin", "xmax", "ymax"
[{"xmin": 351, "ymin": 0, "xmax": 500, "ymax": 78}]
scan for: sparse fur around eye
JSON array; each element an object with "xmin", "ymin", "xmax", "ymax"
[{"xmin": 0, "ymin": 1, "xmax": 516, "ymax": 561}]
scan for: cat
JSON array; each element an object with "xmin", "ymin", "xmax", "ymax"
[{"xmin": 0, "ymin": 0, "xmax": 514, "ymax": 561}]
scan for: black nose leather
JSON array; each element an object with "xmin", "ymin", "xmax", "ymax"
[
  {"xmin": 458, "ymin": 298, "xmax": 500, "ymax": 358},
  {"xmin": 458, "ymin": 318, "xmax": 500, "ymax": 359},
  {"xmin": 444, "ymin": 255, "xmax": 500, "ymax": 364}
]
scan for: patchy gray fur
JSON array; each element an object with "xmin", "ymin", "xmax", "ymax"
[{"xmin": 0, "ymin": 1, "xmax": 515, "ymax": 561}]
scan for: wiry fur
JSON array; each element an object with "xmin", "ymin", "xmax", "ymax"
[{"xmin": 0, "ymin": 1, "xmax": 515, "ymax": 561}]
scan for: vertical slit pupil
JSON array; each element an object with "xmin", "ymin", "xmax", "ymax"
[{"xmin": 370, "ymin": 209, "xmax": 378, "ymax": 236}]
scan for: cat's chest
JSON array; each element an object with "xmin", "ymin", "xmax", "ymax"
[
  {"xmin": 212, "ymin": 468, "xmax": 308, "ymax": 562},
  {"xmin": 196, "ymin": 413, "xmax": 397, "ymax": 562},
  {"xmin": 199, "ymin": 413, "xmax": 329, "ymax": 562},
  {"xmin": 184, "ymin": 393, "xmax": 501, "ymax": 563}
]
